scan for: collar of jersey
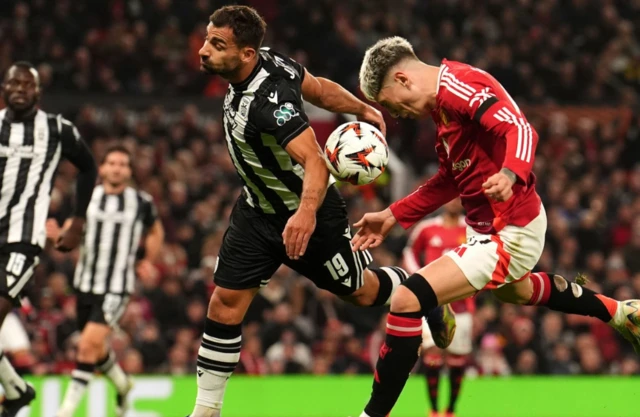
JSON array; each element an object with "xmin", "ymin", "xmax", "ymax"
[{"xmin": 231, "ymin": 56, "xmax": 264, "ymax": 91}]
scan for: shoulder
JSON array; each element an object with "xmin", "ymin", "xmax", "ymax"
[
  {"xmin": 136, "ymin": 188, "xmax": 154, "ymax": 204},
  {"xmin": 437, "ymin": 60, "xmax": 498, "ymax": 108}
]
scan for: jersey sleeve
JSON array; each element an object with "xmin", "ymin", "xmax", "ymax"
[
  {"xmin": 57, "ymin": 115, "xmax": 97, "ymax": 217},
  {"xmin": 439, "ymin": 67, "xmax": 538, "ymax": 185},
  {"xmin": 250, "ymin": 81, "xmax": 310, "ymax": 148},
  {"xmin": 140, "ymin": 192, "xmax": 158, "ymax": 228},
  {"xmin": 58, "ymin": 116, "xmax": 94, "ymax": 170},
  {"xmin": 389, "ymin": 142, "xmax": 459, "ymax": 229}
]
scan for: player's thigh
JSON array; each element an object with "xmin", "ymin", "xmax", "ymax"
[
  {"xmin": 0, "ymin": 250, "xmax": 39, "ymax": 307},
  {"xmin": 0, "ymin": 312, "xmax": 30, "ymax": 352},
  {"xmin": 446, "ymin": 312, "xmax": 473, "ymax": 356},
  {"xmin": 214, "ymin": 204, "xmax": 281, "ymax": 291},
  {"xmin": 413, "ymin": 256, "xmax": 477, "ymax": 306},
  {"xmin": 286, "ymin": 219, "xmax": 371, "ymax": 297}
]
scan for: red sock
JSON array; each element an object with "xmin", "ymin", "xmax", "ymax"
[{"xmin": 527, "ymin": 272, "xmax": 617, "ymax": 322}]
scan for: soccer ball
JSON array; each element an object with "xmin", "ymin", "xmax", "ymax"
[{"xmin": 323, "ymin": 122, "xmax": 389, "ymax": 186}]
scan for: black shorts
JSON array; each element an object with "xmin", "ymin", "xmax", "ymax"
[
  {"xmin": 0, "ymin": 244, "xmax": 40, "ymax": 306},
  {"xmin": 214, "ymin": 185, "xmax": 372, "ymax": 296},
  {"xmin": 76, "ymin": 292, "xmax": 130, "ymax": 331}
]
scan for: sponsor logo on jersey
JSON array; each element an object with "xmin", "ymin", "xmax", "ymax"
[
  {"xmin": 452, "ymin": 158, "xmax": 471, "ymax": 171},
  {"xmin": 273, "ymin": 102, "xmax": 299, "ymax": 126},
  {"xmin": 238, "ymin": 96, "xmax": 251, "ymax": 119},
  {"xmin": 0, "ymin": 145, "xmax": 37, "ymax": 158}
]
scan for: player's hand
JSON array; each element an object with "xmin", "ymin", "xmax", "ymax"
[
  {"xmin": 45, "ymin": 219, "xmax": 61, "ymax": 242},
  {"xmin": 358, "ymin": 105, "xmax": 387, "ymax": 136},
  {"xmin": 56, "ymin": 217, "xmax": 84, "ymax": 252},
  {"xmin": 351, "ymin": 208, "xmax": 397, "ymax": 251},
  {"xmin": 482, "ymin": 171, "xmax": 515, "ymax": 202},
  {"xmin": 283, "ymin": 207, "xmax": 316, "ymax": 260},
  {"xmin": 137, "ymin": 259, "xmax": 158, "ymax": 281}
]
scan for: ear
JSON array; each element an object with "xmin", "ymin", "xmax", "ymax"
[
  {"xmin": 240, "ymin": 47, "xmax": 257, "ymax": 63},
  {"xmin": 393, "ymin": 72, "xmax": 410, "ymax": 88}
]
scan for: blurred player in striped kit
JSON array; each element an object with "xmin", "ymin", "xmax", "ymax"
[{"xmin": 48, "ymin": 146, "xmax": 164, "ymax": 417}]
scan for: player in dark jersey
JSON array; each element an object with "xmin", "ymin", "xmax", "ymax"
[
  {"xmin": 353, "ymin": 37, "xmax": 640, "ymax": 417},
  {"xmin": 189, "ymin": 7, "xmax": 455, "ymax": 417},
  {"xmin": 0, "ymin": 63, "xmax": 97, "ymax": 417}
]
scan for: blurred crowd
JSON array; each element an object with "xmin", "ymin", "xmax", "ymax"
[
  {"xmin": 1, "ymin": 0, "xmax": 640, "ymax": 103},
  {"xmin": 1, "ymin": 0, "xmax": 640, "ymax": 379}
]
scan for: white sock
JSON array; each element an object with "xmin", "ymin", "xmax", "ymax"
[
  {"xmin": 97, "ymin": 351, "xmax": 130, "ymax": 393},
  {"xmin": 191, "ymin": 321, "xmax": 242, "ymax": 417},
  {"xmin": 0, "ymin": 350, "xmax": 27, "ymax": 399},
  {"xmin": 56, "ymin": 364, "xmax": 94, "ymax": 417},
  {"xmin": 359, "ymin": 412, "xmax": 372, "ymax": 417},
  {"xmin": 380, "ymin": 266, "xmax": 409, "ymax": 306}
]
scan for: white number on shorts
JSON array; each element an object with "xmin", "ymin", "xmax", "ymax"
[
  {"xmin": 324, "ymin": 253, "xmax": 349, "ymax": 281},
  {"xmin": 6, "ymin": 253, "xmax": 26, "ymax": 277}
]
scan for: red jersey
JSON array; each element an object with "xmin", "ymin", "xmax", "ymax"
[
  {"xmin": 390, "ymin": 60, "xmax": 542, "ymax": 234},
  {"xmin": 403, "ymin": 215, "xmax": 474, "ymax": 314}
]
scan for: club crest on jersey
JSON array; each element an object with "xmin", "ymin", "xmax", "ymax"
[
  {"xmin": 470, "ymin": 87, "xmax": 495, "ymax": 108},
  {"xmin": 273, "ymin": 102, "xmax": 299, "ymax": 126}
]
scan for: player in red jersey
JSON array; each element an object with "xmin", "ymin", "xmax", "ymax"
[
  {"xmin": 352, "ymin": 37, "xmax": 640, "ymax": 417},
  {"xmin": 403, "ymin": 199, "xmax": 471, "ymax": 417}
]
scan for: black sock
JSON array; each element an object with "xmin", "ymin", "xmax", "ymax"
[
  {"xmin": 424, "ymin": 358, "xmax": 442, "ymax": 412},
  {"xmin": 72, "ymin": 361, "xmax": 95, "ymax": 386},
  {"xmin": 197, "ymin": 317, "xmax": 242, "ymax": 377},
  {"xmin": 529, "ymin": 272, "xmax": 617, "ymax": 323},
  {"xmin": 364, "ymin": 311, "xmax": 423, "ymax": 417},
  {"xmin": 447, "ymin": 366, "xmax": 465, "ymax": 413},
  {"xmin": 371, "ymin": 267, "xmax": 409, "ymax": 306}
]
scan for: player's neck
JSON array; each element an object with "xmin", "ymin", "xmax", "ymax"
[
  {"xmin": 228, "ymin": 57, "xmax": 260, "ymax": 85},
  {"xmin": 6, "ymin": 107, "xmax": 37, "ymax": 122},
  {"xmin": 442, "ymin": 213, "xmax": 459, "ymax": 227},
  {"xmin": 103, "ymin": 182, "xmax": 127, "ymax": 195},
  {"xmin": 423, "ymin": 65, "xmax": 441, "ymax": 111}
]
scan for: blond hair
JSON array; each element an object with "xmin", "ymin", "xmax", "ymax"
[{"xmin": 359, "ymin": 37, "xmax": 417, "ymax": 101}]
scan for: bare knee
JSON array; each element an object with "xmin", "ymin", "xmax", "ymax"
[
  {"xmin": 77, "ymin": 334, "xmax": 103, "ymax": 363},
  {"xmin": 343, "ymin": 269, "xmax": 378, "ymax": 307},
  {"xmin": 207, "ymin": 287, "xmax": 257, "ymax": 324},
  {"xmin": 492, "ymin": 278, "xmax": 533, "ymax": 305},
  {"xmin": 390, "ymin": 286, "xmax": 421, "ymax": 313}
]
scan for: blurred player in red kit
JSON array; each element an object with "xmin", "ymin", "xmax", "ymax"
[
  {"xmin": 403, "ymin": 198, "xmax": 471, "ymax": 417},
  {"xmin": 352, "ymin": 37, "xmax": 640, "ymax": 417}
]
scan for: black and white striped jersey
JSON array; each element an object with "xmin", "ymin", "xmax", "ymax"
[
  {"xmin": 0, "ymin": 109, "xmax": 86, "ymax": 249},
  {"xmin": 73, "ymin": 185, "xmax": 157, "ymax": 295},
  {"xmin": 222, "ymin": 47, "xmax": 334, "ymax": 215}
]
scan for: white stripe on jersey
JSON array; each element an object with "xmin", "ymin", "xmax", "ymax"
[
  {"xmin": 494, "ymin": 107, "xmax": 532, "ymax": 163},
  {"xmin": 74, "ymin": 186, "xmax": 151, "ymax": 295}
]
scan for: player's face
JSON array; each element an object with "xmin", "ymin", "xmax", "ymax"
[
  {"xmin": 376, "ymin": 72, "xmax": 428, "ymax": 119},
  {"xmin": 199, "ymin": 23, "xmax": 253, "ymax": 78},
  {"xmin": 100, "ymin": 152, "xmax": 132, "ymax": 186},
  {"xmin": 1, "ymin": 66, "xmax": 40, "ymax": 113}
]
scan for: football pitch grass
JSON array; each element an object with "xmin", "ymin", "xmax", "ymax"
[{"xmin": 18, "ymin": 375, "xmax": 640, "ymax": 417}]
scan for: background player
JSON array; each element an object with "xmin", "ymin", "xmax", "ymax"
[
  {"xmin": 0, "ymin": 62, "xmax": 97, "ymax": 417},
  {"xmin": 47, "ymin": 145, "xmax": 164, "ymax": 417},
  {"xmin": 352, "ymin": 37, "xmax": 640, "ymax": 417},
  {"xmin": 403, "ymin": 198, "xmax": 471, "ymax": 417},
  {"xmin": 190, "ymin": 7, "xmax": 453, "ymax": 417}
]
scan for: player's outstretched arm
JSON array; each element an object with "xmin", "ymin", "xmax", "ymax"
[
  {"xmin": 57, "ymin": 116, "xmax": 98, "ymax": 251},
  {"xmin": 283, "ymin": 127, "xmax": 329, "ymax": 260},
  {"xmin": 301, "ymin": 69, "xmax": 386, "ymax": 135}
]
